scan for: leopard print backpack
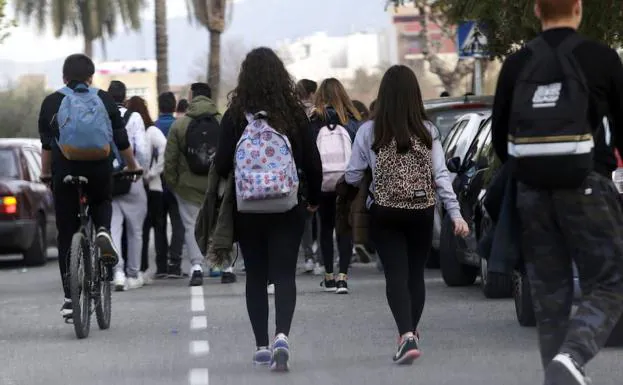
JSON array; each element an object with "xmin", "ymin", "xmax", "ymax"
[{"xmin": 374, "ymin": 137, "xmax": 436, "ymax": 210}]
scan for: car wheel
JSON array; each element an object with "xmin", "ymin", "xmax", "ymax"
[
  {"xmin": 439, "ymin": 214, "xmax": 478, "ymax": 287},
  {"xmin": 480, "ymin": 257, "xmax": 513, "ymax": 298},
  {"xmin": 23, "ymin": 214, "xmax": 47, "ymax": 266},
  {"xmin": 426, "ymin": 247, "xmax": 440, "ymax": 269},
  {"xmin": 513, "ymin": 270, "xmax": 536, "ymax": 327}
]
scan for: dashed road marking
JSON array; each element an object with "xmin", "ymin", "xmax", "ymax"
[
  {"xmin": 190, "ymin": 286, "xmax": 205, "ymax": 312},
  {"xmin": 188, "ymin": 368, "xmax": 209, "ymax": 385},
  {"xmin": 190, "ymin": 340, "xmax": 210, "ymax": 356},
  {"xmin": 190, "ymin": 315, "xmax": 208, "ymax": 330}
]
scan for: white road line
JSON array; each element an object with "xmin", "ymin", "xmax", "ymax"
[
  {"xmin": 191, "ymin": 295, "xmax": 205, "ymax": 312},
  {"xmin": 190, "ymin": 315, "xmax": 208, "ymax": 330},
  {"xmin": 190, "ymin": 340, "xmax": 210, "ymax": 356},
  {"xmin": 188, "ymin": 369, "xmax": 209, "ymax": 385},
  {"xmin": 190, "ymin": 286, "xmax": 204, "ymax": 297}
]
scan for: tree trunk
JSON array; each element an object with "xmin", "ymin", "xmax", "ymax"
[
  {"xmin": 155, "ymin": 0, "xmax": 169, "ymax": 95},
  {"xmin": 208, "ymin": 30, "xmax": 222, "ymax": 102},
  {"xmin": 84, "ymin": 38, "xmax": 93, "ymax": 58}
]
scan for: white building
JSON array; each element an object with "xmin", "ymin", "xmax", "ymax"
[{"xmin": 277, "ymin": 31, "xmax": 394, "ymax": 86}]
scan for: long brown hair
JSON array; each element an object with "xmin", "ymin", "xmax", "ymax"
[
  {"xmin": 314, "ymin": 78, "xmax": 361, "ymax": 125},
  {"xmin": 371, "ymin": 65, "xmax": 432, "ymax": 154},
  {"xmin": 126, "ymin": 96, "xmax": 155, "ymax": 128}
]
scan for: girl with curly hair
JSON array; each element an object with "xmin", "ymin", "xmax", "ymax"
[{"xmin": 213, "ymin": 47, "xmax": 323, "ymax": 371}]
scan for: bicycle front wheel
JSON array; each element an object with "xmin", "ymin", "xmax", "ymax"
[
  {"xmin": 95, "ymin": 259, "xmax": 112, "ymax": 330},
  {"xmin": 70, "ymin": 232, "xmax": 92, "ymax": 339}
]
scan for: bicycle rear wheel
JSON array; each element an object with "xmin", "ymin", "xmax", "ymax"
[
  {"xmin": 95, "ymin": 256, "xmax": 112, "ymax": 330},
  {"xmin": 69, "ymin": 232, "xmax": 92, "ymax": 339}
]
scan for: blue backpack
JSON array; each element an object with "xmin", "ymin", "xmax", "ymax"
[{"xmin": 56, "ymin": 84, "xmax": 113, "ymax": 161}]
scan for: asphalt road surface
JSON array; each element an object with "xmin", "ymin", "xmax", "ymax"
[{"xmin": 1, "ymin": 252, "xmax": 622, "ymax": 385}]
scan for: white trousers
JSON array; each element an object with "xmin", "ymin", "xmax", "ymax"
[
  {"xmin": 112, "ymin": 182, "xmax": 148, "ymax": 277},
  {"xmin": 174, "ymin": 193, "xmax": 204, "ymax": 269}
]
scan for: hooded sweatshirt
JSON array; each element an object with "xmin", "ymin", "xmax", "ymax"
[{"xmin": 164, "ymin": 95, "xmax": 221, "ymax": 206}]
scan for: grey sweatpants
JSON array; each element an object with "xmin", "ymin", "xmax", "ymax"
[
  {"xmin": 175, "ymin": 193, "xmax": 204, "ymax": 270},
  {"xmin": 112, "ymin": 182, "xmax": 148, "ymax": 278}
]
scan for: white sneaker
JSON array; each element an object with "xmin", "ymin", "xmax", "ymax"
[
  {"xmin": 313, "ymin": 263, "xmax": 323, "ymax": 276},
  {"xmin": 545, "ymin": 354, "xmax": 590, "ymax": 385},
  {"xmin": 304, "ymin": 258, "xmax": 315, "ymax": 273},
  {"xmin": 138, "ymin": 272, "xmax": 152, "ymax": 286},
  {"xmin": 114, "ymin": 271, "xmax": 127, "ymax": 292},
  {"xmin": 127, "ymin": 276, "xmax": 144, "ymax": 290},
  {"xmin": 267, "ymin": 284, "xmax": 275, "ymax": 295}
]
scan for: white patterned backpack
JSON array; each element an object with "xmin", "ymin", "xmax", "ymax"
[{"xmin": 234, "ymin": 111, "xmax": 299, "ymax": 213}]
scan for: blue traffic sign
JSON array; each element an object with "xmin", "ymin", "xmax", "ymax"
[{"xmin": 457, "ymin": 21, "xmax": 489, "ymax": 59}]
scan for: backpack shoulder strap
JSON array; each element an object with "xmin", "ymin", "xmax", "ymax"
[
  {"xmin": 87, "ymin": 87, "xmax": 100, "ymax": 96},
  {"xmin": 556, "ymin": 33, "xmax": 584, "ymax": 55},
  {"xmin": 57, "ymin": 86, "xmax": 72, "ymax": 97}
]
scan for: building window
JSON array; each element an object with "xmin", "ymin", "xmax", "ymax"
[{"xmin": 127, "ymin": 88, "xmax": 148, "ymax": 99}]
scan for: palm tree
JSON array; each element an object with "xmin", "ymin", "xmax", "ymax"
[
  {"xmin": 187, "ymin": 0, "xmax": 231, "ymax": 102},
  {"xmin": 155, "ymin": 0, "xmax": 169, "ymax": 94},
  {"xmin": 14, "ymin": 0, "xmax": 144, "ymax": 58}
]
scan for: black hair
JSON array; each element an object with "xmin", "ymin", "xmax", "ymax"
[
  {"xmin": 107, "ymin": 80, "xmax": 127, "ymax": 104},
  {"xmin": 296, "ymin": 79, "xmax": 317, "ymax": 100},
  {"xmin": 440, "ymin": 91, "xmax": 450, "ymax": 97},
  {"xmin": 372, "ymin": 65, "xmax": 431, "ymax": 154},
  {"xmin": 158, "ymin": 92, "xmax": 176, "ymax": 114},
  {"xmin": 62, "ymin": 54, "xmax": 95, "ymax": 83},
  {"xmin": 191, "ymin": 82, "xmax": 212, "ymax": 99},
  {"xmin": 176, "ymin": 99, "xmax": 189, "ymax": 113}
]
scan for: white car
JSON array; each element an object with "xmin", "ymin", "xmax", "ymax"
[{"xmin": 429, "ymin": 112, "xmax": 491, "ymax": 266}]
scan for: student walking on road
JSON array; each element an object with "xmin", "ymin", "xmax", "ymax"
[
  {"xmin": 214, "ymin": 47, "xmax": 322, "ymax": 371},
  {"xmin": 108, "ymin": 81, "xmax": 150, "ymax": 292},
  {"xmin": 127, "ymin": 96, "xmax": 168, "ymax": 281},
  {"xmin": 492, "ymin": 1, "xmax": 623, "ymax": 384},
  {"xmin": 345, "ymin": 65, "xmax": 468, "ymax": 365},
  {"xmin": 155, "ymin": 92, "xmax": 185, "ymax": 278},
  {"xmin": 164, "ymin": 83, "xmax": 221, "ymax": 287},
  {"xmin": 311, "ymin": 78, "xmax": 361, "ymax": 294}
]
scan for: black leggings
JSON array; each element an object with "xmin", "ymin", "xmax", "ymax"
[
  {"xmin": 318, "ymin": 192, "xmax": 352, "ymax": 275},
  {"xmin": 236, "ymin": 205, "xmax": 306, "ymax": 347},
  {"xmin": 141, "ymin": 189, "xmax": 168, "ymax": 273},
  {"xmin": 371, "ymin": 205, "xmax": 434, "ymax": 335}
]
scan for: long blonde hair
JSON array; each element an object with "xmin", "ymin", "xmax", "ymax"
[{"xmin": 314, "ymin": 78, "xmax": 361, "ymax": 125}]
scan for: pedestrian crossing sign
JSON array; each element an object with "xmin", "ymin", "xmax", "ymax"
[{"xmin": 457, "ymin": 21, "xmax": 489, "ymax": 59}]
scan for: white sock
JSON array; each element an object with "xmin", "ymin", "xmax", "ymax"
[{"xmin": 64, "ymin": 298, "xmax": 71, "ymax": 303}]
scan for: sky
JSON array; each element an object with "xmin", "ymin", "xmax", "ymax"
[{"xmin": 0, "ymin": 0, "xmax": 245, "ymax": 62}]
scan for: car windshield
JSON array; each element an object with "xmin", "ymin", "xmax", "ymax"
[
  {"xmin": 428, "ymin": 108, "xmax": 490, "ymax": 141},
  {"xmin": 0, "ymin": 149, "xmax": 18, "ymax": 179}
]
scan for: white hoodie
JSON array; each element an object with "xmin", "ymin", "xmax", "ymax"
[{"xmin": 144, "ymin": 125, "xmax": 167, "ymax": 192}]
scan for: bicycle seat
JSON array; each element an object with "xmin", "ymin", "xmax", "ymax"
[{"xmin": 63, "ymin": 175, "xmax": 89, "ymax": 185}]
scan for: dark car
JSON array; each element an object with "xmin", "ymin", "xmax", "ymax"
[
  {"xmin": 424, "ymin": 95, "xmax": 494, "ymax": 142},
  {"xmin": 0, "ymin": 138, "xmax": 56, "ymax": 265}
]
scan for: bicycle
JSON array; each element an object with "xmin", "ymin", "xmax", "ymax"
[{"xmin": 45, "ymin": 169, "xmax": 143, "ymax": 339}]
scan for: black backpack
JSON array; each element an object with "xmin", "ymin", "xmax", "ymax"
[
  {"xmin": 184, "ymin": 113, "xmax": 220, "ymax": 175},
  {"xmin": 508, "ymin": 34, "xmax": 593, "ymax": 189}
]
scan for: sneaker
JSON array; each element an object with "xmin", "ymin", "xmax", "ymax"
[
  {"xmin": 544, "ymin": 353, "xmax": 590, "ymax": 385},
  {"xmin": 354, "ymin": 244, "xmax": 371, "ymax": 263},
  {"xmin": 209, "ymin": 267, "xmax": 222, "ymax": 277},
  {"xmin": 167, "ymin": 264, "xmax": 183, "ymax": 279},
  {"xmin": 304, "ymin": 258, "xmax": 315, "ymax": 273},
  {"xmin": 267, "ymin": 283, "xmax": 275, "ymax": 295},
  {"xmin": 320, "ymin": 275, "xmax": 337, "ymax": 292},
  {"xmin": 189, "ymin": 270, "xmax": 204, "ymax": 286},
  {"xmin": 221, "ymin": 271, "xmax": 237, "ymax": 284},
  {"xmin": 95, "ymin": 228, "xmax": 119, "ymax": 266},
  {"xmin": 138, "ymin": 272, "xmax": 153, "ymax": 286},
  {"xmin": 154, "ymin": 269, "xmax": 168, "ymax": 279},
  {"xmin": 336, "ymin": 274, "xmax": 349, "ymax": 294},
  {"xmin": 127, "ymin": 276, "xmax": 144, "ymax": 290},
  {"xmin": 313, "ymin": 263, "xmax": 323, "ymax": 276},
  {"xmin": 114, "ymin": 271, "xmax": 127, "ymax": 292},
  {"xmin": 393, "ymin": 335, "xmax": 421, "ymax": 365},
  {"xmin": 253, "ymin": 346, "xmax": 272, "ymax": 366},
  {"xmin": 60, "ymin": 299, "xmax": 72, "ymax": 319},
  {"xmin": 270, "ymin": 334, "xmax": 290, "ymax": 372}
]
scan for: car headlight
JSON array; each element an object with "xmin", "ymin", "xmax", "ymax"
[{"xmin": 612, "ymin": 168, "xmax": 623, "ymax": 193}]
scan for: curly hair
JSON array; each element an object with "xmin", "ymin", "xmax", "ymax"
[{"xmin": 227, "ymin": 47, "xmax": 305, "ymax": 134}]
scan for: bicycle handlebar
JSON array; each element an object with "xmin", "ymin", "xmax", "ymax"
[{"xmin": 113, "ymin": 169, "xmax": 144, "ymax": 182}]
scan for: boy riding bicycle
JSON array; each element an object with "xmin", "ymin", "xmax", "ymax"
[{"xmin": 38, "ymin": 54, "xmax": 142, "ymax": 320}]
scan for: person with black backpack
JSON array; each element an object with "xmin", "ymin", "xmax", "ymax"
[
  {"xmin": 345, "ymin": 65, "xmax": 468, "ymax": 365},
  {"xmin": 491, "ymin": 1, "xmax": 623, "ymax": 384},
  {"xmin": 164, "ymin": 82, "xmax": 222, "ymax": 287}
]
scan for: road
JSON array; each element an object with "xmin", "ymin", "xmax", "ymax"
[{"xmin": 1, "ymin": 253, "xmax": 622, "ymax": 385}]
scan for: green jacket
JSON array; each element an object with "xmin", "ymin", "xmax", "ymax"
[
  {"xmin": 164, "ymin": 96, "xmax": 221, "ymax": 206},
  {"xmin": 194, "ymin": 165, "xmax": 235, "ymax": 267}
]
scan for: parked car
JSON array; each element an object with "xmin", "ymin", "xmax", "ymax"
[
  {"xmin": 0, "ymin": 138, "xmax": 56, "ymax": 265},
  {"xmin": 424, "ymin": 94, "xmax": 494, "ymax": 142},
  {"xmin": 429, "ymin": 112, "xmax": 491, "ymax": 267}
]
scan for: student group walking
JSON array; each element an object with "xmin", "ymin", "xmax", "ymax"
[{"xmin": 39, "ymin": 1, "xmax": 623, "ymax": 382}]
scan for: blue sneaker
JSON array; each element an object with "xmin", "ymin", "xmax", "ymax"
[
  {"xmin": 253, "ymin": 346, "xmax": 271, "ymax": 366},
  {"xmin": 270, "ymin": 334, "xmax": 290, "ymax": 372},
  {"xmin": 209, "ymin": 267, "xmax": 222, "ymax": 277}
]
